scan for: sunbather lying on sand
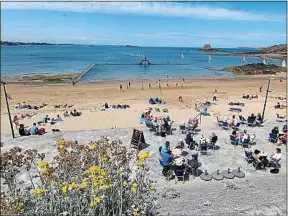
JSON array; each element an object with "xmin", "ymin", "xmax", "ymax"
[
  {"xmin": 274, "ymin": 102, "xmax": 286, "ymax": 109},
  {"xmin": 16, "ymin": 102, "xmax": 47, "ymax": 110}
]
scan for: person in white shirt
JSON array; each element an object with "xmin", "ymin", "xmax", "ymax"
[{"xmin": 270, "ymin": 148, "xmax": 282, "ymax": 161}]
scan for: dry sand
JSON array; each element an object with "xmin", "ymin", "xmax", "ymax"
[{"xmin": 1, "ymin": 75, "xmax": 286, "ymax": 135}]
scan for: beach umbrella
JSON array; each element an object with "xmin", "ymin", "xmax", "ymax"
[
  {"xmin": 212, "ymin": 170, "xmax": 224, "ymax": 181},
  {"xmin": 232, "ymin": 167, "xmax": 245, "ymax": 178},
  {"xmin": 221, "ymin": 168, "xmax": 235, "ymax": 179},
  {"xmin": 200, "ymin": 170, "xmax": 212, "ymax": 181}
]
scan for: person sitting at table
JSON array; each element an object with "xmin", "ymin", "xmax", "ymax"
[
  {"xmin": 252, "ymin": 149, "xmax": 264, "ymax": 169},
  {"xmin": 270, "ymin": 148, "xmax": 282, "ymax": 163},
  {"xmin": 255, "ymin": 113, "xmax": 263, "ymax": 126},
  {"xmin": 160, "ymin": 141, "xmax": 171, "ymax": 155},
  {"xmin": 209, "ymin": 132, "xmax": 218, "ymax": 149},
  {"xmin": 239, "ymin": 115, "xmax": 246, "ymax": 123},
  {"xmin": 231, "ymin": 130, "xmax": 240, "ymax": 145},
  {"xmin": 30, "ymin": 123, "xmax": 39, "ymax": 135},
  {"xmin": 247, "ymin": 113, "xmax": 256, "ymax": 124},
  {"xmin": 277, "ymin": 131, "xmax": 287, "ymax": 146},
  {"xmin": 185, "ymin": 132, "xmax": 196, "ymax": 149},
  {"xmin": 172, "ymin": 139, "xmax": 184, "ymax": 157},
  {"xmin": 174, "ymin": 158, "xmax": 186, "ymax": 179},
  {"xmin": 19, "ymin": 124, "xmax": 30, "ymax": 136},
  {"xmin": 186, "ymin": 153, "xmax": 201, "ymax": 175},
  {"xmin": 189, "ymin": 118, "xmax": 199, "ymax": 130},
  {"xmin": 271, "ymin": 126, "xmax": 279, "ymax": 136}
]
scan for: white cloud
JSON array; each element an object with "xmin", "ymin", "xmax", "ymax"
[{"xmin": 2, "ymin": 2, "xmax": 285, "ymax": 22}]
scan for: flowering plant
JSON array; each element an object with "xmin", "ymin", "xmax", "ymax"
[{"xmin": 0, "ymin": 137, "xmax": 156, "ymax": 215}]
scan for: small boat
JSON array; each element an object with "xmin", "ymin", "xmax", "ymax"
[
  {"xmin": 263, "ymin": 59, "xmax": 267, "ymax": 65},
  {"xmin": 208, "ymin": 55, "xmax": 212, "ymax": 62},
  {"xmin": 281, "ymin": 60, "xmax": 286, "ymax": 67},
  {"xmin": 243, "ymin": 56, "xmax": 247, "ymax": 64}
]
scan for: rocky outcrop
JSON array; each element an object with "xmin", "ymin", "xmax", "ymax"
[
  {"xmin": 198, "ymin": 44, "xmax": 219, "ymax": 52},
  {"xmin": 222, "ymin": 63, "xmax": 286, "ymax": 75},
  {"xmin": 259, "ymin": 44, "xmax": 287, "ymax": 54}
]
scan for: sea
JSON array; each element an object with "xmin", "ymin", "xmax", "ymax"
[{"xmin": 1, "ymin": 45, "xmax": 282, "ymax": 82}]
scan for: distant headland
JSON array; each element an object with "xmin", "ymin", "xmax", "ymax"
[{"xmin": 1, "ymin": 41, "xmax": 73, "ymax": 46}]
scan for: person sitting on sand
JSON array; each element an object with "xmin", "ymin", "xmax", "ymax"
[
  {"xmin": 104, "ymin": 103, "xmax": 109, "ymax": 109},
  {"xmin": 64, "ymin": 111, "xmax": 69, "ymax": 117},
  {"xmin": 56, "ymin": 115, "xmax": 63, "ymax": 122},
  {"xmin": 275, "ymin": 102, "xmax": 281, "ymax": 109},
  {"xmin": 70, "ymin": 109, "xmax": 81, "ymax": 116},
  {"xmin": 19, "ymin": 124, "xmax": 30, "ymax": 136},
  {"xmin": 30, "ymin": 123, "xmax": 38, "ymax": 135}
]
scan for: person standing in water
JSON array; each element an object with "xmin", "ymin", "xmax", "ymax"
[
  {"xmin": 129, "ymin": 82, "xmax": 131, "ymax": 88},
  {"xmin": 120, "ymin": 84, "xmax": 122, "ymax": 91},
  {"xmin": 149, "ymin": 83, "xmax": 151, "ymax": 88}
]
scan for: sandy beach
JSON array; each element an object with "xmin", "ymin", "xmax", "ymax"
[{"xmin": 1, "ymin": 75, "xmax": 286, "ymax": 135}]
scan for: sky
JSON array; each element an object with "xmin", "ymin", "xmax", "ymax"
[{"xmin": 1, "ymin": 2, "xmax": 287, "ymax": 48}]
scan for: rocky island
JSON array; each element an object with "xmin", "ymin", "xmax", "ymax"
[
  {"xmin": 222, "ymin": 63, "xmax": 286, "ymax": 75},
  {"xmin": 198, "ymin": 44, "xmax": 219, "ymax": 52}
]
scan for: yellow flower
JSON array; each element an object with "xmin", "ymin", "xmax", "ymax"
[
  {"xmin": 57, "ymin": 138, "xmax": 65, "ymax": 145},
  {"xmin": 32, "ymin": 188, "xmax": 46, "ymax": 197},
  {"xmin": 90, "ymin": 144, "xmax": 96, "ymax": 150},
  {"xmin": 138, "ymin": 151, "xmax": 149, "ymax": 160},
  {"xmin": 58, "ymin": 144, "xmax": 65, "ymax": 150},
  {"xmin": 131, "ymin": 183, "xmax": 138, "ymax": 193},
  {"xmin": 88, "ymin": 166, "xmax": 100, "ymax": 174},
  {"xmin": 137, "ymin": 160, "xmax": 144, "ymax": 167},
  {"xmin": 89, "ymin": 197, "xmax": 101, "ymax": 207},
  {"xmin": 68, "ymin": 181, "xmax": 78, "ymax": 190},
  {"xmin": 37, "ymin": 161, "xmax": 48, "ymax": 169},
  {"xmin": 61, "ymin": 185, "xmax": 68, "ymax": 196},
  {"xmin": 80, "ymin": 180, "xmax": 89, "ymax": 189},
  {"xmin": 14, "ymin": 203, "xmax": 24, "ymax": 213},
  {"xmin": 123, "ymin": 181, "xmax": 128, "ymax": 187}
]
